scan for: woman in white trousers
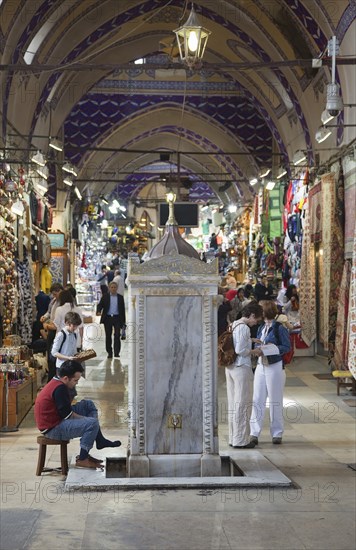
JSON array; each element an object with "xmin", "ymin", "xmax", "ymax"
[
  {"xmin": 225, "ymin": 302, "xmax": 263, "ymax": 448},
  {"xmin": 250, "ymin": 300, "xmax": 291, "ymax": 445}
]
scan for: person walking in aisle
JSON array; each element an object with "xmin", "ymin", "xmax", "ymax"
[
  {"xmin": 96, "ymin": 281, "xmax": 126, "ymax": 359},
  {"xmin": 41, "ymin": 282, "xmax": 64, "ymax": 381},
  {"xmin": 112, "ymin": 269, "xmax": 125, "ymax": 296},
  {"xmin": 249, "ymin": 300, "xmax": 291, "ymax": 445},
  {"xmin": 225, "ymin": 302, "xmax": 263, "ymax": 448},
  {"xmin": 34, "ymin": 360, "xmax": 121, "ymax": 469},
  {"xmin": 53, "ymin": 290, "xmax": 84, "ymax": 347},
  {"xmin": 96, "ymin": 265, "xmax": 109, "ymax": 295}
]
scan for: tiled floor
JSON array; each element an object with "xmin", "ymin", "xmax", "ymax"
[{"xmin": 1, "ymin": 322, "xmax": 355, "ymax": 549}]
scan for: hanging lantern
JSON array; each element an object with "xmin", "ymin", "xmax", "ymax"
[{"xmin": 173, "ymin": 3, "xmax": 211, "ymax": 68}]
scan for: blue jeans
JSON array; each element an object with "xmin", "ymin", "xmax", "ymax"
[{"xmin": 45, "ymin": 400, "xmax": 99, "ymax": 452}]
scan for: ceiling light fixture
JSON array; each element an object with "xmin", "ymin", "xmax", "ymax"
[
  {"xmin": 62, "ymin": 162, "xmax": 78, "ymax": 176},
  {"xmin": 228, "ymin": 204, "xmax": 237, "ymax": 213},
  {"xmin": 259, "ymin": 168, "xmax": 271, "ymax": 178},
  {"xmin": 49, "ymin": 137, "xmax": 63, "ymax": 152},
  {"xmin": 276, "ymin": 168, "xmax": 287, "ymax": 180},
  {"xmin": 321, "ymin": 109, "xmax": 335, "ymax": 125},
  {"xmin": 293, "ymin": 150, "xmax": 307, "ymax": 166},
  {"xmin": 31, "ymin": 150, "xmax": 46, "ymax": 167},
  {"xmin": 109, "ymin": 204, "xmax": 118, "ymax": 214},
  {"xmin": 36, "ymin": 179, "xmax": 48, "ymax": 195},
  {"xmin": 315, "ymin": 126, "xmax": 332, "ymax": 143},
  {"xmin": 63, "ymin": 176, "xmax": 73, "ymax": 186},
  {"xmin": 100, "ymin": 196, "xmax": 109, "ymax": 205},
  {"xmin": 36, "ymin": 165, "xmax": 49, "ymax": 179},
  {"xmin": 266, "ymin": 180, "xmax": 276, "ymax": 190},
  {"xmin": 74, "ymin": 186, "xmax": 82, "ymax": 200},
  {"xmin": 174, "ymin": 3, "xmax": 211, "ymax": 68},
  {"xmin": 249, "ymin": 178, "xmax": 258, "ymax": 186}
]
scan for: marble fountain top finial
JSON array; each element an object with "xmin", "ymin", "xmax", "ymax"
[{"xmin": 147, "ymin": 193, "xmax": 200, "ymax": 261}]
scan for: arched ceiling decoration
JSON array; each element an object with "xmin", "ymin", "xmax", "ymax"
[{"xmin": 1, "ymin": 0, "xmax": 354, "ymax": 207}]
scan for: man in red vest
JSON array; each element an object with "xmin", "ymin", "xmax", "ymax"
[{"xmin": 34, "ymin": 360, "xmax": 121, "ymax": 469}]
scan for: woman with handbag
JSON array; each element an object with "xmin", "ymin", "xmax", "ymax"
[
  {"xmin": 249, "ymin": 300, "xmax": 291, "ymax": 445},
  {"xmin": 225, "ymin": 302, "xmax": 263, "ymax": 448}
]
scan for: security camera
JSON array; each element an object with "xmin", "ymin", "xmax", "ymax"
[{"xmin": 326, "ymin": 83, "xmax": 343, "ymax": 117}]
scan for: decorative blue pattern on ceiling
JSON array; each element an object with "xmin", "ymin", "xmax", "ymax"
[
  {"xmin": 25, "ymin": 0, "xmax": 316, "ymax": 162},
  {"xmin": 64, "ymin": 93, "xmax": 272, "ymax": 171},
  {"xmin": 283, "ymin": 0, "xmax": 325, "ymax": 48},
  {"xmin": 112, "ymin": 171, "xmax": 216, "ymax": 203}
]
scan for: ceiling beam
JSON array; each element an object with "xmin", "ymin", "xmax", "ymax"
[{"xmin": 1, "ymin": 58, "xmax": 355, "ymax": 73}]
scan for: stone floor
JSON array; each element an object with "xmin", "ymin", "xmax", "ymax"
[{"xmin": 1, "ymin": 320, "xmax": 355, "ymax": 550}]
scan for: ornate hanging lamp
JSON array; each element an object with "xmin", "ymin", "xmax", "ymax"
[{"xmin": 173, "ymin": 3, "xmax": 211, "ymax": 68}]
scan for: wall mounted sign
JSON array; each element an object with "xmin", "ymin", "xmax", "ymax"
[{"xmin": 47, "ymin": 232, "xmax": 65, "ymax": 248}]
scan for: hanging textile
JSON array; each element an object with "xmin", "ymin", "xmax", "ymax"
[
  {"xmin": 344, "ymin": 160, "xmax": 356, "ymax": 259},
  {"xmin": 319, "ymin": 173, "xmax": 335, "ymax": 349},
  {"xmin": 16, "ymin": 254, "xmax": 34, "ymax": 344},
  {"xmin": 334, "ymin": 261, "xmax": 351, "ymax": 369},
  {"xmin": 299, "ymin": 207, "xmax": 316, "ymax": 346},
  {"xmin": 309, "ymin": 181, "xmax": 322, "ymax": 243},
  {"xmin": 319, "ymin": 170, "xmax": 344, "ymax": 361},
  {"xmin": 348, "ymin": 227, "xmax": 356, "ymax": 377},
  {"xmin": 328, "ymin": 164, "xmax": 345, "ymax": 362}
]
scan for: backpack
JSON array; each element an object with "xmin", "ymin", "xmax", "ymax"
[
  {"xmin": 217, "ymin": 321, "xmax": 243, "ymax": 367},
  {"xmin": 273, "ymin": 322, "xmax": 294, "ymax": 365}
]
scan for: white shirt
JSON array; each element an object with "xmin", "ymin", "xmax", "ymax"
[
  {"xmin": 53, "ymin": 303, "xmax": 83, "ymax": 344},
  {"xmin": 112, "ymin": 275, "xmax": 125, "ymax": 296},
  {"xmin": 51, "ymin": 327, "xmax": 78, "ymax": 368},
  {"xmin": 231, "ymin": 321, "xmax": 252, "ymax": 367}
]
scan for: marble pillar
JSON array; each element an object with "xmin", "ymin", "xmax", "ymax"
[{"xmin": 126, "ymin": 253, "xmax": 221, "ymax": 477}]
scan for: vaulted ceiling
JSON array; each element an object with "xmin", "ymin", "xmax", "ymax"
[{"xmin": 1, "ymin": 0, "xmax": 355, "ymax": 207}]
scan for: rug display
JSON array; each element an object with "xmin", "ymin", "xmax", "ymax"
[
  {"xmin": 308, "ymin": 181, "xmax": 322, "ymax": 243},
  {"xmin": 334, "ymin": 261, "xmax": 351, "ymax": 369},
  {"xmin": 348, "ymin": 227, "xmax": 356, "ymax": 378},
  {"xmin": 320, "ymin": 173, "xmax": 334, "ymax": 348},
  {"xmin": 319, "ymin": 172, "xmax": 344, "ymax": 358},
  {"xmin": 299, "ymin": 207, "xmax": 316, "ymax": 346},
  {"xmin": 327, "ymin": 167, "xmax": 345, "ymax": 362},
  {"xmin": 344, "ymin": 157, "xmax": 356, "ymax": 259}
]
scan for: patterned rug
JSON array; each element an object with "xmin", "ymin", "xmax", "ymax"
[
  {"xmin": 320, "ymin": 173, "xmax": 335, "ymax": 349},
  {"xmin": 348, "ymin": 227, "xmax": 356, "ymax": 377},
  {"xmin": 334, "ymin": 261, "xmax": 351, "ymax": 369},
  {"xmin": 319, "ymin": 171, "xmax": 345, "ymax": 358},
  {"xmin": 309, "ymin": 181, "xmax": 322, "ymax": 243},
  {"xmin": 328, "ymin": 165, "xmax": 345, "ymax": 363},
  {"xmin": 300, "ymin": 207, "xmax": 316, "ymax": 346}
]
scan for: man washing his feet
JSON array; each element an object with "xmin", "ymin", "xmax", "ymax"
[{"xmin": 34, "ymin": 360, "xmax": 121, "ymax": 469}]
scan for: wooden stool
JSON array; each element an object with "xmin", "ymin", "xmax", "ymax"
[
  {"xmin": 36, "ymin": 436, "xmax": 69, "ymax": 476},
  {"xmin": 332, "ymin": 370, "xmax": 356, "ymax": 396}
]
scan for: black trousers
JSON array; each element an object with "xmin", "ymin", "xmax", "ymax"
[{"xmin": 103, "ymin": 316, "xmax": 121, "ymax": 356}]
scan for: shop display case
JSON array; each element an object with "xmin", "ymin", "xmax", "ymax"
[{"xmin": 0, "ymin": 346, "xmax": 44, "ymax": 428}]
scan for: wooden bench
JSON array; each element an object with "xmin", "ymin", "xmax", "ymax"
[
  {"xmin": 36, "ymin": 436, "xmax": 69, "ymax": 476},
  {"xmin": 332, "ymin": 370, "xmax": 356, "ymax": 396}
]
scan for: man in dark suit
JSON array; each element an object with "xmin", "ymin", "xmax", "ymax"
[{"xmin": 96, "ymin": 282, "xmax": 126, "ymax": 359}]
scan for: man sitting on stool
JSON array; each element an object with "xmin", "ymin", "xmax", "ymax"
[{"xmin": 34, "ymin": 360, "xmax": 121, "ymax": 469}]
